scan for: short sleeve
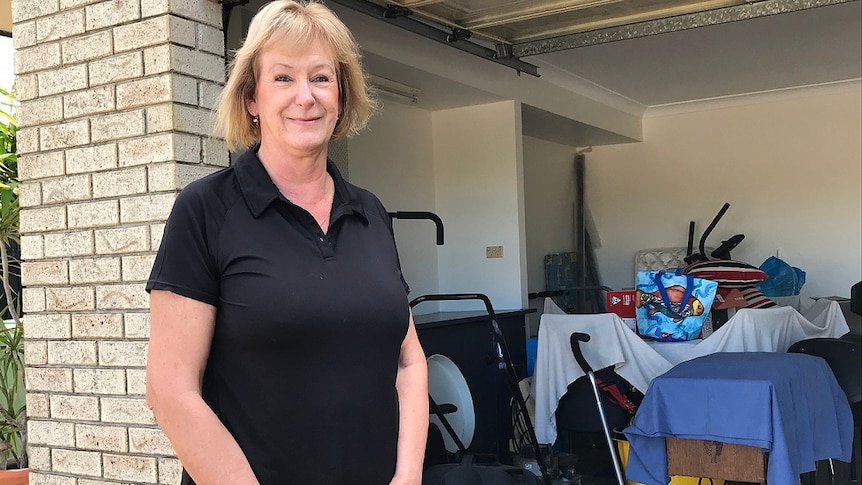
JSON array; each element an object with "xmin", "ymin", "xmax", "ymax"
[
  {"xmin": 372, "ymin": 197, "xmax": 411, "ymax": 297},
  {"xmin": 146, "ymin": 184, "xmax": 222, "ymax": 306}
]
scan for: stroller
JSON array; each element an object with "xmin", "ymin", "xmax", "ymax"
[{"xmin": 413, "ymin": 293, "xmax": 552, "ymax": 485}]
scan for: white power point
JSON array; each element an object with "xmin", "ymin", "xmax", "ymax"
[{"xmin": 486, "ymin": 246, "xmax": 503, "ymax": 258}]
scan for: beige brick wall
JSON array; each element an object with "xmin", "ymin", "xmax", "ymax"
[{"xmin": 12, "ymin": 0, "xmax": 225, "ymax": 481}]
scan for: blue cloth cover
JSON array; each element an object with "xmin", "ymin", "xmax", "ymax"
[{"xmin": 624, "ymin": 352, "xmax": 854, "ymax": 485}]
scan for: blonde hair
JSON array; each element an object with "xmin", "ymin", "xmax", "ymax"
[{"xmin": 214, "ymin": 0, "xmax": 376, "ymax": 151}]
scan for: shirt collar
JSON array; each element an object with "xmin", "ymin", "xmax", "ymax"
[{"xmin": 234, "ymin": 147, "xmax": 368, "ymax": 222}]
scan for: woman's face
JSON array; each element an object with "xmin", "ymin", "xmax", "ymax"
[{"xmin": 247, "ymin": 38, "xmax": 339, "ymax": 158}]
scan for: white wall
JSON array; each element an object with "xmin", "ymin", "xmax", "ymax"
[
  {"xmin": 588, "ymin": 82, "xmax": 862, "ymax": 298},
  {"xmin": 346, "ymin": 100, "xmax": 440, "ymax": 304},
  {"xmin": 432, "ymin": 101, "xmax": 528, "ymax": 311}
]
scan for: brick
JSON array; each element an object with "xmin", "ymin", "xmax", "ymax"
[
  {"xmin": 99, "ymin": 340, "xmax": 147, "ymax": 366},
  {"xmin": 141, "ymin": 0, "xmax": 168, "ymax": 17},
  {"xmin": 13, "ymin": 73, "xmax": 39, "ymax": 101},
  {"xmin": 39, "ymin": 118, "xmax": 90, "ymax": 150},
  {"xmin": 37, "ymin": 8, "xmax": 86, "ymax": 43},
  {"xmin": 104, "ymin": 454, "xmax": 157, "ymax": 483},
  {"xmin": 46, "ymin": 286, "xmax": 96, "ymax": 311},
  {"xmin": 18, "ymin": 151, "xmax": 64, "ymax": 180},
  {"xmin": 19, "ymin": 206, "xmax": 67, "ymax": 232},
  {"xmin": 144, "ymin": 103, "xmax": 173, "ymax": 133},
  {"xmin": 18, "ymin": 181, "xmax": 43, "ymax": 208},
  {"xmin": 143, "ymin": 44, "xmax": 171, "ymax": 75},
  {"xmin": 96, "ymin": 283, "xmax": 149, "ymax": 310},
  {"xmin": 44, "ymin": 230, "xmax": 95, "ymax": 258},
  {"xmin": 91, "ymin": 110, "xmax": 146, "ymax": 143},
  {"xmin": 121, "ymin": 253, "xmax": 156, "ymax": 281},
  {"xmin": 23, "ymin": 287, "xmax": 47, "ymax": 313},
  {"xmin": 52, "ymin": 448, "xmax": 102, "ymax": 477},
  {"xmin": 15, "ymin": 126, "xmax": 39, "ymax": 154},
  {"xmin": 126, "ymin": 368, "xmax": 146, "ymax": 395},
  {"xmin": 113, "ymin": 16, "xmax": 170, "ymax": 52},
  {"xmin": 38, "ymin": 63, "xmax": 88, "ymax": 96},
  {"xmin": 74, "ymin": 368, "xmax": 126, "ymax": 394},
  {"xmin": 76, "ymin": 423, "xmax": 129, "ymax": 452},
  {"xmin": 21, "ymin": 260, "xmax": 68, "ymax": 286},
  {"xmin": 101, "ymin": 396, "xmax": 155, "ymax": 424},
  {"xmin": 25, "ymin": 340, "xmax": 48, "ymax": 365},
  {"xmin": 85, "ymin": 0, "xmax": 141, "ymax": 31},
  {"xmin": 73, "ymin": 313, "xmax": 124, "ymax": 338},
  {"xmin": 17, "ymin": 96, "xmax": 63, "ymax": 127},
  {"xmin": 159, "ymin": 457, "xmax": 183, "ymax": 484},
  {"xmin": 150, "ymin": 222, "xmax": 165, "ymax": 249},
  {"xmin": 48, "ymin": 340, "xmax": 98, "ymax": 365},
  {"xmin": 12, "ymin": 20, "xmax": 37, "ymax": 49},
  {"xmin": 172, "ymin": 45, "xmax": 224, "ymax": 83},
  {"xmin": 68, "ymin": 200, "xmax": 120, "ymax": 229},
  {"xmin": 50, "ymin": 394, "xmax": 100, "ymax": 420},
  {"xmin": 89, "ymin": 51, "xmax": 144, "ymax": 87},
  {"xmin": 66, "ymin": 143, "xmax": 119, "ymax": 174},
  {"xmin": 119, "ymin": 132, "xmax": 199, "ymax": 166},
  {"xmin": 198, "ymin": 22, "xmax": 224, "ymax": 56},
  {"xmin": 29, "ymin": 419, "xmax": 75, "ymax": 447},
  {"xmin": 11, "ymin": 0, "xmax": 59, "ymax": 22},
  {"xmin": 18, "ymin": 313, "xmax": 71, "ymax": 339},
  {"xmin": 116, "ymin": 74, "xmax": 172, "ymax": 110},
  {"xmin": 124, "ymin": 312, "xmax": 150, "ymax": 339},
  {"xmin": 27, "ymin": 393, "xmax": 51, "ymax": 418},
  {"xmin": 62, "ymin": 30, "xmax": 113, "ymax": 65},
  {"xmin": 199, "ymin": 80, "xmax": 222, "ymax": 110},
  {"xmin": 170, "ymin": 15, "xmax": 196, "ymax": 48},
  {"xmin": 20, "ymin": 234, "xmax": 45, "ymax": 260},
  {"xmin": 64, "ymin": 85, "xmax": 115, "ymax": 119},
  {"xmin": 172, "ymin": 73, "xmax": 199, "ymax": 106},
  {"xmin": 69, "ymin": 256, "xmax": 122, "ymax": 284},
  {"xmin": 92, "ymin": 166, "xmax": 147, "ymax": 198},
  {"xmin": 41, "ymin": 174, "xmax": 92, "ymax": 204},
  {"xmin": 95, "ymin": 225, "xmax": 149, "ymax": 253},
  {"xmin": 120, "ymin": 194, "xmax": 176, "ymax": 223},
  {"xmin": 26, "ymin": 367, "xmax": 74, "ymax": 393},
  {"xmin": 170, "ymin": 0, "xmax": 221, "ymax": 27},
  {"xmin": 174, "ymin": 103, "xmax": 213, "ymax": 136},
  {"xmin": 129, "ymin": 427, "xmax": 173, "ymax": 455},
  {"xmin": 203, "ymin": 137, "xmax": 229, "ymax": 166},
  {"xmin": 29, "ymin": 472, "xmax": 77, "ymax": 485},
  {"xmin": 14, "ymin": 43, "xmax": 61, "ymax": 75},
  {"xmin": 61, "ymin": 0, "xmax": 103, "ymax": 8}
]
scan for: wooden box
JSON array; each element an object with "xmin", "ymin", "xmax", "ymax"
[{"xmin": 666, "ymin": 437, "xmax": 766, "ymax": 483}]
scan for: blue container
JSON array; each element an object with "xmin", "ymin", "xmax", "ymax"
[{"xmin": 526, "ymin": 337, "xmax": 539, "ymax": 377}]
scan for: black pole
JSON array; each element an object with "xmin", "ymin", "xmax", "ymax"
[{"xmin": 575, "ymin": 153, "xmax": 586, "ymax": 312}]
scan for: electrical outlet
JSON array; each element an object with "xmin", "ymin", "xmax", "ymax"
[{"xmin": 486, "ymin": 245, "xmax": 503, "ymax": 258}]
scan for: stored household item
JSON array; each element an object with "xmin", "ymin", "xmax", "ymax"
[
  {"xmin": 635, "ymin": 270, "xmax": 717, "ymax": 341},
  {"xmin": 614, "ymin": 433, "xmax": 724, "ymax": 485},
  {"xmin": 756, "ymin": 256, "xmax": 806, "ymax": 297},
  {"xmin": 427, "ymin": 354, "xmax": 475, "ymax": 453},
  {"xmin": 564, "ymin": 333, "xmax": 626, "ymax": 485},
  {"xmin": 684, "ymin": 203, "xmax": 745, "ymax": 264},
  {"xmin": 413, "ymin": 293, "xmax": 552, "ymax": 485},
  {"xmin": 788, "ymin": 338, "xmax": 862, "ymax": 482}
]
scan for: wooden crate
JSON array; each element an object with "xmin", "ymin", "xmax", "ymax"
[{"xmin": 666, "ymin": 437, "xmax": 766, "ymax": 483}]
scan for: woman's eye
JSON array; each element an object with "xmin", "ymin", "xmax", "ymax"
[
  {"xmin": 312, "ymin": 75, "xmax": 330, "ymax": 83},
  {"xmin": 275, "ymin": 75, "xmax": 291, "ymax": 82}
]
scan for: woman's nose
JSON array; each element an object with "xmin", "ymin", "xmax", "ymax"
[{"xmin": 294, "ymin": 79, "xmax": 315, "ymax": 105}]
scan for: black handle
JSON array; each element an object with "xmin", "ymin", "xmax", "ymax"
[
  {"xmin": 569, "ymin": 332, "xmax": 594, "ymax": 374},
  {"xmin": 389, "ymin": 211, "xmax": 445, "ymax": 245}
]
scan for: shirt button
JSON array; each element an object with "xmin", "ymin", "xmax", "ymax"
[{"xmin": 319, "ymin": 237, "xmax": 325, "ymax": 242}]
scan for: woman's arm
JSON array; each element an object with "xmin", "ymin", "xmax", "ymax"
[
  {"xmin": 389, "ymin": 311, "xmax": 429, "ymax": 485},
  {"xmin": 146, "ymin": 290, "xmax": 259, "ymax": 485}
]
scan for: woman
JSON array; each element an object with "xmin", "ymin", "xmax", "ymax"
[{"xmin": 145, "ymin": 2, "xmax": 428, "ymax": 484}]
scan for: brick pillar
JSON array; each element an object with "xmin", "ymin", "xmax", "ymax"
[{"xmin": 12, "ymin": 0, "xmax": 226, "ymax": 482}]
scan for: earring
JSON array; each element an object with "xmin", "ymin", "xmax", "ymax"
[{"xmin": 252, "ymin": 115, "xmax": 259, "ymax": 125}]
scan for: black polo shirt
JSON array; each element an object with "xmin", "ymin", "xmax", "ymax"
[{"xmin": 147, "ymin": 148, "xmax": 410, "ymax": 484}]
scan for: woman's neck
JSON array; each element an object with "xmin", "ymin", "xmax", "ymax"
[{"xmin": 257, "ymin": 145, "xmax": 334, "ymax": 232}]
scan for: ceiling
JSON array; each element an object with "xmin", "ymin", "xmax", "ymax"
[{"xmin": 335, "ymin": 0, "xmax": 862, "ymax": 107}]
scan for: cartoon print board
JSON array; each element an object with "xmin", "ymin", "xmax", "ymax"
[
  {"xmin": 635, "ymin": 270, "xmax": 718, "ymax": 341},
  {"xmin": 427, "ymin": 354, "xmax": 476, "ymax": 453}
]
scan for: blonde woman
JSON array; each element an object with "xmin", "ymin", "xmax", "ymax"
[{"xmin": 145, "ymin": 2, "xmax": 428, "ymax": 483}]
